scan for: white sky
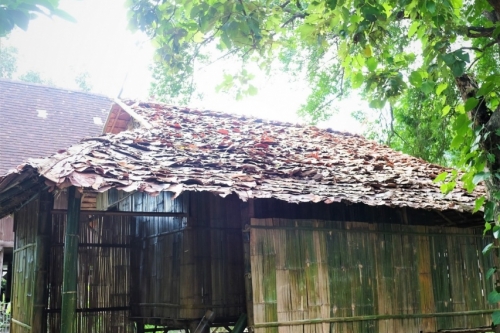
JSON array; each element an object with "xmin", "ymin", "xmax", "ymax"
[{"xmin": 3, "ymin": 0, "xmax": 367, "ymax": 133}]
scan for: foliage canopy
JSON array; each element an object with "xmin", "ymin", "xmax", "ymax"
[
  {"xmin": 127, "ymin": 0, "xmax": 500, "ymax": 321},
  {"xmin": 0, "ymin": 0, "xmax": 75, "ymax": 37}
]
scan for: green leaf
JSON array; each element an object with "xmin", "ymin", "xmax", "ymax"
[
  {"xmin": 440, "ymin": 181, "xmax": 456, "ymax": 194},
  {"xmin": 477, "ymin": 81, "xmax": 495, "ymax": 96},
  {"xmin": 366, "ymin": 57, "xmax": 378, "ymax": 71},
  {"xmin": 483, "ymin": 242, "xmax": 494, "ymax": 255},
  {"xmin": 326, "ymin": 0, "xmax": 338, "ymax": 9},
  {"xmin": 426, "ymin": 1, "xmax": 436, "ymax": 13},
  {"xmin": 485, "ymin": 201, "xmax": 495, "ymax": 222},
  {"xmin": 493, "ymin": 311, "xmax": 500, "ymax": 325},
  {"xmin": 488, "ymin": 290, "xmax": 500, "ymax": 304},
  {"xmin": 450, "ymin": 61, "xmax": 466, "ymax": 77},
  {"xmin": 193, "ymin": 31, "xmax": 204, "ymax": 43},
  {"xmin": 464, "ymin": 97, "xmax": 479, "ymax": 112},
  {"xmin": 473, "ymin": 171, "xmax": 490, "ymax": 185},
  {"xmin": 409, "ymin": 71, "xmax": 422, "ymax": 87},
  {"xmin": 494, "ymin": 225, "xmax": 500, "ymax": 239},
  {"xmin": 408, "ymin": 21, "xmax": 419, "ymax": 38},
  {"xmin": 442, "ymin": 105, "xmax": 451, "ymax": 116},
  {"xmin": 486, "ymin": 267, "xmax": 497, "ymax": 280},
  {"xmin": 420, "ymin": 81, "xmax": 434, "ymax": 95},
  {"xmin": 441, "ymin": 53, "xmax": 456, "ymax": 65},
  {"xmin": 473, "ymin": 196, "xmax": 485, "ymax": 213},
  {"xmin": 51, "ymin": 8, "xmax": 77, "ymax": 23},
  {"xmin": 369, "ymin": 99, "xmax": 386, "ymax": 109},
  {"xmin": 10, "ymin": 10, "xmax": 30, "ymax": 31},
  {"xmin": 247, "ymin": 84, "xmax": 258, "ymax": 96},
  {"xmin": 363, "ymin": 45, "xmax": 372, "ymax": 57},
  {"xmin": 436, "ymin": 83, "xmax": 448, "ymax": 96},
  {"xmin": 485, "ymin": 221, "xmax": 492, "ymax": 234},
  {"xmin": 352, "ymin": 72, "xmax": 364, "ymax": 89},
  {"xmin": 454, "ymin": 49, "xmax": 470, "ymax": 62},
  {"xmin": 434, "ymin": 171, "xmax": 448, "ymax": 183}
]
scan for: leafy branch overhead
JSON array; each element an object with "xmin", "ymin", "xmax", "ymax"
[
  {"xmin": 127, "ymin": 0, "xmax": 500, "ymax": 323},
  {"xmin": 0, "ymin": 0, "xmax": 75, "ymax": 37}
]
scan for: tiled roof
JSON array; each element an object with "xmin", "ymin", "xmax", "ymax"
[
  {"xmin": 0, "ymin": 101, "xmax": 482, "ymax": 214},
  {"xmin": 0, "ymin": 79, "xmax": 113, "ymax": 175}
]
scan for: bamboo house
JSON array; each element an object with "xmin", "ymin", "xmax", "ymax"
[{"xmin": 0, "ymin": 101, "xmax": 494, "ymax": 333}]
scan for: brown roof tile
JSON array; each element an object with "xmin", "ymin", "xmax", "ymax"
[{"xmin": 0, "ymin": 79, "xmax": 113, "ymax": 175}]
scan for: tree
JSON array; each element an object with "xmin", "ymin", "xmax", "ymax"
[
  {"xmin": 74, "ymin": 72, "xmax": 93, "ymax": 92},
  {"xmin": 0, "ymin": 1, "xmax": 75, "ymax": 37},
  {"xmin": 18, "ymin": 70, "xmax": 54, "ymax": 86},
  {"xmin": 127, "ymin": 0, "xmax": 500, "ymax": 323},
  {"xmin": 0, "ymin": 44, "xmax": 17, "ymax": 79}
]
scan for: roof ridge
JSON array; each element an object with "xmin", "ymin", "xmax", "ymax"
[
  {"xmin": 0, "ymin": 78, "xmax": 112, "ymax": 99},
  {"xmin": 124, "ymin": 99, "xmax": 365, "ymax": 140}
]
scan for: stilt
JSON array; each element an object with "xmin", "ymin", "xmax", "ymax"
[{"xmin": 60, "ymin": 187, "xmax": 81, "ymax": 333}]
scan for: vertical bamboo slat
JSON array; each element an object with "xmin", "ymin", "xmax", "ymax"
[
  {"xmin": 61, "ymin": 187, "xmax": 82, "ymax": 333},
  {"xmin": 249, "ymin": 218, "xmax": 491, "ymax": 333},
  {"xmin": 32, "ymin": 190, "xmax": 53, "ymax": 332}
]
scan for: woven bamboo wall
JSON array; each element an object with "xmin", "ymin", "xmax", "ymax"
[
  {"xmin": 11, "ymin": 197, "xmax": 38, "ymax": 333},
  {"xmin": 113, "ymin": 190, "xmax": 245, "ymax": 326},
  {"xmin": 47, "ymin": 212, "xmax": 134, "ymax": 333},
  {"xmin": 250, "ymin": 218, "xmax": 493, "ymax": 333}
]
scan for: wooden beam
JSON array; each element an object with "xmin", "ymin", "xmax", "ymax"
[
  {"xmin": 52, "ymin": 209, "xmax": 187, "ymax": 217},
  {"xmin": 60, "ymin": 187, "xmax": 81, "ymax": 333},
  {"xmin": 113, "ymin": 99, "xmax": 152, "ymax": 129}
]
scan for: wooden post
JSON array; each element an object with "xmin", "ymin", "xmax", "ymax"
[
  {"xmin": 32, "ymin": 190, "xmax": 53, "ymax": 333},
  {"xmin": 61, "ymin": 187, "xmax": 81, "ymax": 333}
]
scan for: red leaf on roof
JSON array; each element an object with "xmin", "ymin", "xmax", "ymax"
[
  {"xmin": 306, "ymin": 152, "xmax": 320, "ymax": 159},
  {"xmin": 218, "ymin": 129, "xmax": 229, "ymax": 135},
  {"xmin": 168, "ymin": 122, "xmax": 182, "ymax": 129},
  {"xmin": 261, "ymin": 135, "xmax": 275, "ymax": 144}
]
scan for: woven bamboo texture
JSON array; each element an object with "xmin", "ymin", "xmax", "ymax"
[
  {"xmin": 117, "ymin": 191, "xmax": 245, "ymax": 324},
  {"xmin": 250, "ymin": 218, "xmax": 494, "ymax": 333},
  {"xmin": 47, "ymin": 212, "xmax": 134, "ymax": 333},
  {"xmin": 11, "ymin": 198, "xmax": 38, "ymax": 333}
]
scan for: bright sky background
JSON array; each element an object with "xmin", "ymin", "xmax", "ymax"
[{"xmin": 3, "ymin": 0, "xmax": 367, "ymax": 133}]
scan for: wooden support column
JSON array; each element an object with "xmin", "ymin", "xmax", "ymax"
[
  {"xmin": 240, "ymin": 199, "xmax": 254, "ymax": 332},
  {"xmin": 61, "ymin": 187, "xmax": 81, "ymax": 333},
  {"xmin": 32, "ymin": 190, "xmax": 53, "ymax": 333}
]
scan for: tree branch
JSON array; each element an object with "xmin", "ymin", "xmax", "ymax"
[
  {"xmin": 466, "ymin": 26, "xmax": 496, "ymax": 38},
  {"xmin": 280, "ymin": 0, "xmax": 291, "ymax": 8},
  {"xmin": 459, "ymin": 40, "xmax": 497, "ymax": 53},
  {"xmin": 281, "ymin": 12, "xmax": 307, "ymax": 28}
]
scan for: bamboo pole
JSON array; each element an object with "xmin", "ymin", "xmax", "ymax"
[
  {"xmin": 32, "ymin": 190, "xmax": 53, "ymax": 333},
  {"xmin": 252, "ymin": 309, "xmax": 497, "ymax": 328},
  {"xmin": 61, "ymin": 187, "xmax": 81, "ymax": 333},
  {"xmin": 240, "ymin": 200, "xmax": 254, "ymax": 330}
]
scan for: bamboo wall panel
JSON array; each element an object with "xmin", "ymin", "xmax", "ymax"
[
  {"xmin": 250, "ymin": 219, "xmax": 493, "ymax": 333},
  {"xmin": 116, "ymin": 191, "xmax": 245, "ymax": 325},
  {"xmin": 11, "ymin": 198, "xmax": 39, "ymax": 333},
  {"xmin": 47, "ymin": 212, "xmax": 134, "ymax": 333}
]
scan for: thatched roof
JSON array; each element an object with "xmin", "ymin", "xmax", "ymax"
[{"xmin": 0, "ymin": 100, "xmax": 481, "ymax": 217}]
